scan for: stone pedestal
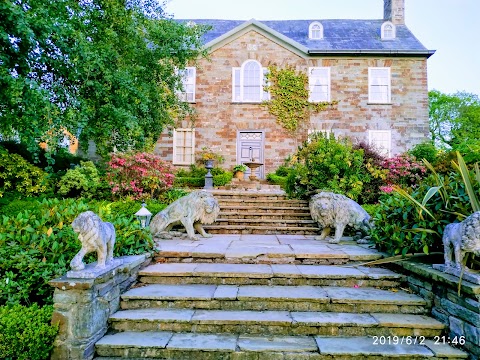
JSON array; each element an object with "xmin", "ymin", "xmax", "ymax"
[{"xmin": 49, "ymin": 254, "xmax": 151, "ymax": 360}]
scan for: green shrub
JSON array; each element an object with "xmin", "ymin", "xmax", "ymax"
[
  {"xmin": 0, "ymin": 148, "xmax": 51, "ymax": 197},
  {"xmin": 266, "ymin": 173, "xmax": 287, "ymax": 188},
  {"xmin": 408, "ymin": 141, "xmax": 438, "ymax": 164},
  {"xmin": 213, "ymin": 172, "xmax": 233, "ymax": 186},
  {"xmin": 0, "ymin": 198, "xmax": 154, "ymax": 305},
  {"xmin": 57, "ymin": 161, "xmax": 102, "ymax": 198},
  {"xmin": 361, "ymin": 204, "xmax": 381, "ymax": 216},
  {"xmin": 285, "ymin": 132, "xmax": 366, "ymax": 200},
  {"xmin": 174, "ymin": 177, "xmax": 204, "ymax": 188},
  {"xmin": 0, "ymin": 198, "xmax": 39, "ymax": 217},
  {"xmin": 0, "ymin": 141, "xmax": 85, "ymax": 174},
  {"xmin": 371, "ymin": 153, "xmax": 479, "ymax": 256},
  {"xmin": 0, "ymin": 304, "xmax": 58, "ymax": 360}
]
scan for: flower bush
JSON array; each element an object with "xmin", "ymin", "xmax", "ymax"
[
  {"xmin": 107, "ymin": 152, "xmax": 175, "ymax": 199},
  {"xmin": 381, "ymin": 154, "xmax": 427, "ymax": 188}
]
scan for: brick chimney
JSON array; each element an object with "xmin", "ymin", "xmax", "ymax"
[{"xmin": 384, "ymin": 0, "xmax": 405, "ymax": 24}]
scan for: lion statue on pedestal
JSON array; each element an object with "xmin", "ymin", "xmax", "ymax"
[
  {"xmin": 309, "ymin": 192, "xmax": 373, "ymax": 243},
  {"xmin": 70, "ymin": 211, "xmax": 116, "ymax": 270},
  {"xmin": 150, "ymin": 190, "xmax": 220, "ymax": 240}
]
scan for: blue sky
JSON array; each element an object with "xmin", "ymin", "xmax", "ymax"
[{"xmin": 165, "ymin": 0, "xmax": 479, "ymax": 96}]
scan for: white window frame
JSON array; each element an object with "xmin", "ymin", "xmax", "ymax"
[
  {"xmin": 309, "ymin": 22, "xmax": 323, "ymax": 40},
  {"xmin": 173, "ymin": 128, "xmax": 195, "ymax": 165},
  {"xmin": 368, "ymin": 67, "xmax": 391, "ymax": 104},
  {"xmin": 368, "ymin": 130, "xmax": 391, "ymax": 157},
  {"xmin": 381, "ymin": 21, "xmax": 396, "ymax": 40},
  {"xmin": 308, "ymin": 67, "xmax": 331, "ymax": 102},
  {"xmin": 178, "ymin": 67, "xmax": 196, "ymax": 102},
  {"xmin": 232, "ymin": 60, "xmax": 269, "ymax": 102}
]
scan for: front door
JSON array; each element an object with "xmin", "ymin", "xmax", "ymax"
[{"xmin": 237, "ymin": 131, "xmax": 264, "ymax": 179}]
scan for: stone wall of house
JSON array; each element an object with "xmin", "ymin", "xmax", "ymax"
[
  {"xmin": 156, "ymin": 29, "xmax": 429, "ymax": 174},
  {"xmin": 394, "ymin": 261, "xmax": 480, "ymax": 360},
  {"xmin": 49, "ymin": 255, "xmax": 151, "ymax": 360}
]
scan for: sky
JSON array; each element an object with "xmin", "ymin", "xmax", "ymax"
[{"xmin": 164, "ymin": 0, "xmax": 479, "ymax": 96}]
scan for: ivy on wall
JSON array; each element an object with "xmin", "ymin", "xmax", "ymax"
[{"xmin": 263, "ymin": 65, "xmax": 337, "ymax": 133}]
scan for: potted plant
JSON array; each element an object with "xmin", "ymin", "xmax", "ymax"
[
  {"xmin": 198, "ymin": 146, "xmax": 224, "ymax": 167},
  {"xmin": 233, "ymin": 164, "xmax": 248, "ymax": 180}
]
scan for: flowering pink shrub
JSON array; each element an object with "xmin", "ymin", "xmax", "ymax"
[
  {"xmin": 107, "ymin": 152, "xmax": 175, "ymax": 199},
  {"xmin": 381, "ymin": 154, "xmax": 427, "ymax": 188}
]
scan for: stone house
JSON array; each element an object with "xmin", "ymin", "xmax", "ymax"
[{"xmin": 155, "ymin": 0, "xmax": 434, "ymax": 178}]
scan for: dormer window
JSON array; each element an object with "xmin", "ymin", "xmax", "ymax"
[
  {"xmin": 381, "ymin": 21, "xmax": 396, "ymax": 40},
  {"xmin": 309, "ymin": 22, "xmax": 323, "ymax": 40}
]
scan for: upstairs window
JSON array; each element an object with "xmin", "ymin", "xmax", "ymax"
[
  {"xmin": 381, "ymin": 21, "xmax": 396, "ymax": 40},
  {"xmin": 232, "ymin": 60, "xmax": 269, "ymax": 102},
  {"xmin": 309, "ymin": 67, "xmax": 330, "ymax": 102},
  {"xmin": 368, "ymin": 67, "xmax": 391, "ymax": 103},
  {"xmin": 309, "ymin": 22, "xmax": 324, "ymax": 40},
  {"xmin": 178, "ymin": 67, "xmax": 196, "ymax": 102},
  {"xmin": 173, "ymin": 128, "xmax": 195, "ymax": 165},
  {"xmin": 368, "ymin": 130, "xmax": 391, "ymax": 157}
]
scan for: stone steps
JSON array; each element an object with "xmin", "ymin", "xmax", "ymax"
[
  {"xmin": 205, "ymin": 190, "xmax": 317, "ymax": 235},
  {"xmin": 119, "ymin": 284, "xmax": 429, "ymax": 314},
  {"xmin": 139, "ymin": 262, "xmax": 404, "ymax": 288},
  {"xmin": 109, "ymin": 308, "xmax": 445, "ymax": 337},
  {"xmin": 95, "ymin": 333, "xmax": 468, "ymax": 359}
]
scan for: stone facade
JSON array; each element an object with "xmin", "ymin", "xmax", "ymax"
[
  {"xmin": 395, "ymin": 261, "xmax": 480, "ymax": 359},
  {"xmin": 49, "ymin": 255, "xmax": 151, "ymax": 360},
  {"xmin": 156, "ymin": 26, "xmax": 430, "ymax": 176}
]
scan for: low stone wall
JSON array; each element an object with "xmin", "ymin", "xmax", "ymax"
[
  {"xmin": 394, "ymin": 261, "xmax": 480, "ymax": 360},
  {"xmin": 49, "ymin": 254, "xmax": 151, "ymax": 360}
]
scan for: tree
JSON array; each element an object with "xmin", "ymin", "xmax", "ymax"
[
  {"xmin": 429, "ymin": 90, "xmax": 480, "ymax": 162},
  {"xmin": 0, "ymin": 0, "xmax": 208, "ymax": 159}
]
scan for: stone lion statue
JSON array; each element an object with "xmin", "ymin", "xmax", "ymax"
[
  {"xmin": 443, "ymin": 211, "xmax": 480, "ymax": 270},
  {"xmin": 150, "ymin": 190, "xmax": 220, "ymax": 240},
  {"xmin": 70, "ymin": 211, "xmax": 116, "ymax": 271},
  {"xmin": 309, "ymin": 192, "xmax": 373, "ymax": 243}
]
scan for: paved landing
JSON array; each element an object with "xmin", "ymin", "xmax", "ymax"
[{"xmin": 154, "ymin": 234, "xmax": 382, "ymax": 263}]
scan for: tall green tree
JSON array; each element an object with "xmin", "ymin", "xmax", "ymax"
[
  {"xmin": 429, "ymin": 90, "xmax": 480, "ymax": 162},
  {"xmin": 1, "ymin": 0, "xmax": 207, "ymax": 158}
]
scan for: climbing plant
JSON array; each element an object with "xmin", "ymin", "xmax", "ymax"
[{"xmin": 263, "ymin": 65, "xmax": 337, "ymax": 133}]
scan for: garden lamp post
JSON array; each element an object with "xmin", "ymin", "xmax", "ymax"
[{"xmin": 135, "ymin": 203, "xmax": 152, "ymax": 228}]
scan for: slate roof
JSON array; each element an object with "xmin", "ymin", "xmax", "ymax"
[{"xmin": 181, "ymin": 19, "xmax": 434, "ymax": 57}]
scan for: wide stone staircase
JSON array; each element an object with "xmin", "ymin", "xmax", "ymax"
[
  {"xmin": 203, "ymin": 190, "xmax": 320, "ymax": 235},
  {"xmin": 94, "ymin": 235, "xmax": 468, "ymax": 359}
]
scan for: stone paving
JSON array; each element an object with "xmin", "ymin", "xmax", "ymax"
[{"xmin": 154, "ymin": 234, "xmax": 383, "ymax": 263}]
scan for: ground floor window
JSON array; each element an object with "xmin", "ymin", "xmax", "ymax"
[
  {"xmin": 173, "ymin": 128, "xmax": 195, "ymax": 165},
  {"xmin": 368, "ymin": 130, "xmax": 391, "ymax": 157}
]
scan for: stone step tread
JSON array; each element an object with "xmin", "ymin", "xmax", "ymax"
[
  {"xmin": 121, "ymin": 284, "xmax": 426, "ymax": 306},
  {"xmin": 95, "ymin": 332, "xmax": 468, "ymax": 359},
  {"xmin": 204, "ymin": 225, "xmax": 320, "ymax": 231},
  {"xmin": 213, "ymin": 218, "xmax": 317, "ymax": 224},
  {"xmin": 155, "ymin": 241, "xmax": 383, "ymax": 262},
  {"xmin": 217, "ymin": 198, "xmax": 308, "ymax": 204},
  {"xmin": 140, "ymin": 263, "xmax": 404, "ymax": 280},
  {"xmin": 219, "ymin": 205, "xmax": 310, "ymax": 210},
  {"xmin": 210, "ymin": 190, "xmax": 287, "ymax": 196},
  {"xmin": 219, "ymin": 211, "xmax": 312, "ymax": 217},
  {"xmin": 110, "ymin": 308, "xmax": 445, "ymax": 330}
]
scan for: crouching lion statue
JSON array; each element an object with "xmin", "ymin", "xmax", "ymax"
[
  {"xmin": 150, "ymin": 190, "xmax": 220, "ymax": 240},
  {"xmin": 309, "ymin": 192, "xmax": 373, "ymax": 243},
  {"xmin": 443, "ymin": 211, "xmax": 480, "ymax": 271},
  {"xmin": 70, "ymin": 211, "xmax": 116, "ymax": 271}
]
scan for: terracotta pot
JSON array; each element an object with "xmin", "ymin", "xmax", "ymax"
[{"xmin": 234, "ymin": 171, "xmax": 245, "ymax": 180}]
